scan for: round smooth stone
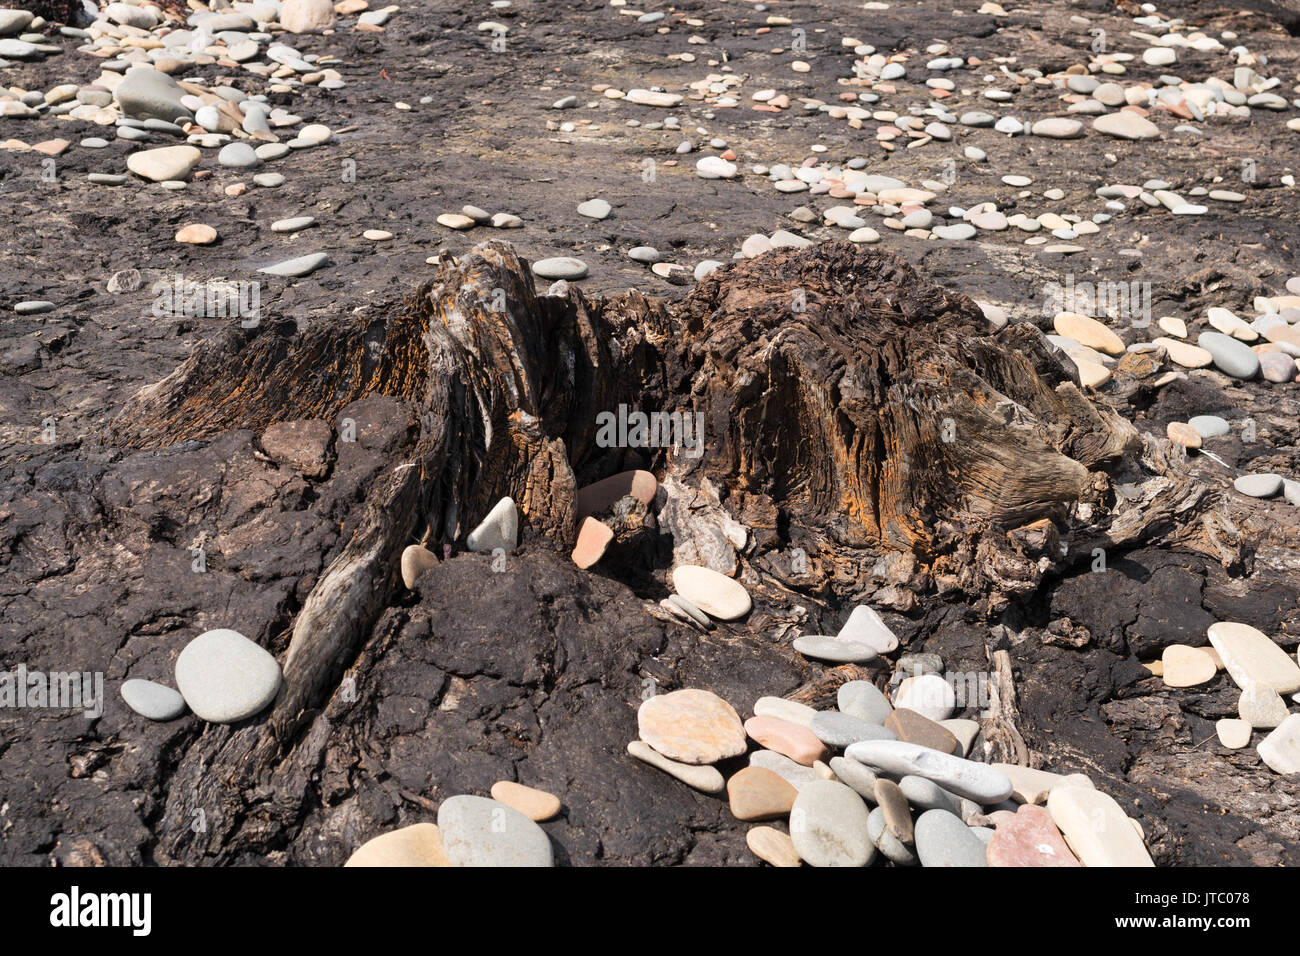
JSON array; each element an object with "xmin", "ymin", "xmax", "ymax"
[
  {"xmin": 1154, "ymin": 337, "xmax": 1212, "ymax": 368},
  {"xmin": 400, "ymin": 544, "xmax": 437, "ymax": 588},
  {"xmin": 217, "ymin": 142, "xmax": 259, "ymax": 168},
  {"xmin": 1188, "ymin": 414, "xmax": 1229, "ymax": 438},
  {"xmin": 174, "ymin": 628, "xmax": 281, "ymax": 723},
  {"xmin": 848, "ymin": 227, "xmax": 881, "ymax": 244},
  {"xmin": 846, "ymin": 740, "xmax": 1014, "ymax": 803},
  {"xmin": 810, "ymin": 711, "xmax": 897, "ymax": 748},
  {"xmin": 253, "ymin": 172, "xmax": 285, "ymax": 187},
  {"xmin": 255, "ymin": 142, "xmax": 290, "ymax": 161},
  {"xmin": 1197, "ymin": 331, "xmax": 1260, "ymax": 378},
  {"xmin": 697, "ymin": 155, "xmax": 738, "ymax": 178},
  {"xmin": 671, "ymin": 565, "xmax": 751, "ymax": 620},
  {"xmin": 1092, "ymin": 111, "xmax": 1161, "ymax": 140},
  {"xmin": 790, "ymin": 780, "xmax": 874, "ymax": 867},
  {"xmin": 894, "ymin": 674, "xmax": 957, "ymax": 721},
  {"xmin": 746, "ymin": 826, "xmax": 802, "ymax": 867},
  {"xmin": 745, "ymin": 715, "xmax": 828, "ymax": 766},
  {"xmin": 1215, "ymin": 718, "xmax": 1251, "ymax": 749},
  {"xmin": 577, "ymin": 198, "xmax": 611, "ymax": 219},
  {"xmin": 298, "ymin": 123, "xmax": 332, "ymax": 144},
  {"xmin": 637, "ymin": 688, "xmax": 747, "ymax": 764},
  {"xmin": 933, "ymin": 223, "xmax": 975, "ymax": 240},
  {"xmin": 363, "ymin": 229, "xmax": 393, "ymax": 241},
  {"xmin": 489, "ymin": 781, "xmax": 561, "ymax": 821},
  {"xmin": 491, "ymin": 212, "xmax": 523, "ymax": 228},
  {"xmin": 1031, "ymin": 117, "xmax": 1083, "ymax": 138},
  {"xmin": 175, "ymin": 223, "xmax": 217, "ymax": 244},
  {"xmin": 120, "ymin": 678, "xmax": 187, "ymax": 721},
  {"xmin": 914, "ymin": 809, "xmax": 988, "ymax": 867},
  {"xmin": 792, "ymin": 634, "xmax": 877, "ymax": 663},
  {"xmin": 532, "ymin": 256, "xmax": 589, "ymax": 280},
  {"xmin": 1233, "ymin": 473, "xmax": 1283, "ymax": 498},
  {"xmin": 1054, "ymin": 311, "xmax": 1124, "ymax": 355},
  {"xmin": 727, "ymin": 766, "xmax": 798, "ymax": 820},
  {"xmin": 126, "ymin": 144, "xmax": 200, "ymax": 182},
  {"xmin": 899, "ymin": 774, "xmax": 963, "ymax": 815},
  {"xmin": 838, "ymin": 680, "xmax": 893, "ymax": 725},
  {"xmin": 868, "ymin": 806, "xmax": 919, "ymax": 865},
  {"xmin": 753, "ymin": 696, "xmax": 816, "ymax": 728},
  {"xmin": 1208, "ymin": 621, "xmax": 1300, "ymax": 694},
  {"xmin": 437, "ymin": 213, "xmax": 475, "ymax": 230},
  {"xmin": 628, "ymin": 245, "xmax": 660, "ymax": 263},
  {"xmin": 81, "ymin": 137, "xmax": 109, "ymax": 148},
  {"xmin": 344, "ymin": 823, "xmax": 449, "ymax": 867},
  {"xmin": 1161, "ymin": 644, "xmax": 1217, "ymax": 687},
  {"xmin": 626, "ymin": 740, "xmax": 725, "ymax": 793},
  {"xmin": 437, "ymin": 795, "xmax": 554, "ymax": 867},
  {"xmin": 694, "ymin": 260, "xmax": 723, "ymax": 280}
]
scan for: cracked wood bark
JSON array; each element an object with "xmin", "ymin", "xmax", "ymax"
[{"xmin": 107, "ymin": 240, "xmax": 1240, "ymax": 861}]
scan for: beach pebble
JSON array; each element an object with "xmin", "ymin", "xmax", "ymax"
[
  {"xmin": 345, "ymin": 823, "xmax": 449, "ymax": 867},
  {"xmin": 1207, "ymin": 621, "xmax": 1300, "ymax": 694},
  {"xmin": 727, "ymin": 766, "xmax": 798, "ymax": 820},
  {"xmin": 120, "ymin": 679, "xmax": 187, "ymax": 721},
  {"xmin": 638, "ymin": 688, "xmax": 747, "ymax": 764},
  {"xmin": 790, "ymin": 780, "xmax": 875, "ymax": 867},
  {"xmin": 533, "ymin": 257, "xmax": 589, "ymax": 280},
  {"xmin": 466, "ymin": 496, "xmax": 518, "ymax": 552},
  {"xmin": 489, "ymin": 781, "xmax": 562, "ymax": 821},
  {"xmin": 1047, "ymin": 786, "xmax": 1153, "ymax": 866},
  {"xmin": 626, "ymin": 739, "xmax": 725, "ymax": 792},
  {"xmin": 846, "ymin": 740, "xmax": 1014, "ymax": 803},
  {"xmin": 437, "ymin": 795, "xmax": 554, "ymax": 867},
  {"xmin": 914, "ymin": 809, "xmax": 988, "ymax": 867},
  {"xmin": 174, "ymin": 628, "xmax": 281, "ymax": 723},
  {"xmin": 671, "ymin": 565, "xmax": 751, "ymax": 620}
]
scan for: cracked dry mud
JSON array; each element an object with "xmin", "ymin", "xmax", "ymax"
[{"xmin": 2, "ymin": 0, "xmax": 1300, "ymax": 867}]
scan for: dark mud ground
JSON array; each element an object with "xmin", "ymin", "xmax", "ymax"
[{"xmin": 1, "ymin": 0, "xmax": 1299, "ymax": 865}]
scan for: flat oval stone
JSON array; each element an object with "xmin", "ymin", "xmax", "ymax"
[
  {"xmin": 793, "ymin": 634, "xmax": 878, "ymax": 663},
  {"xmin": 884, "ymin": 708, "xmax": 960, "ymax": 754},
  {"xmin": 344, "ymin": 823, "xmax": 449, "ymax": 867},
  {"xmin": 811, "ymin": 710, "xmax": 897, "ymax": 748},
  {"xmin": 790, "ymin": 780, "xmax": 874, "ymax": 867},
  {"xmin": 1053, "ymin": 311, "xmax": 1125, "ymax": 355},
  {"xmin": 490, "ymin": 781, "xmax": 562, "ymax": 821},
  {"xmin": 1166, "ymin": 421, "xmax": 1202, "ymax": 448},
  {"xmin": 571, "ymin": 516, "xmax": 613, "ymax": 569},
  {"xmin": 745, "ymin": 715, "xmax": 829, "ymax": 766},
  {"xmin": 829, "ymin": 755, "xmax": 879, "ymax": 798},
  {"xmin": 1161, "ymin": 644, "xmax": 1217, "ymax": 687},
  {"xmin": 259, "ymin": 252, "xmax": 329, "ymax": 277},
  {"xmin": 987, "ymin": 804, "xmax": 1080, "ymax": 867},
  {"xmin": 727, "ymin": 766, "xmax": 798, "ymax": 820},
  {"xmin": 626, "ymin": 739, "xmax": 725, "ymax": 793},
  {"xmin": 577, "ymin": 198, "xmax": 611, "ymax": 219},
  {"xmin": 532, "ymin": 256, "xmax": 588, "ymax": 280},
  {"xmin": 120, "ymin": 678, "xmax": 187, "ymax": 721},
  {"xmin": 1046, "ymin": 786, "xmax": 1153, "ymax": 866},
  {"xmin": 846, "ymin": 739, "xmax": 1014, "ymax": 803},
  {"xmin": 874, "ymin": 778, "xmax": 914, "ymax": 844},
  {"xmin": 942, "ymin": 719, "xmax": 980, "ymax": 756},
  {"xmin": 837, "ymin": 680, "xmax": 893, "ymax": 724},
  {"xmin": 750, "ymin": 749, "xmax": 824, "ymax": 790},
  {"xmin": 837, "ymin": 604, "xmax": 899, "ymax": 652},
  {"xmin": 992, "ymin": 763, "xmax": 1094, "ymax": 805},
  {"xmin": 174, "ymin": 628, "xmax": 281, "ymax": 723},
  {"xmin": 1208, "ymin": 621, "xmax": 1300, "ymax": 693},
  {"xmin": 746, "ymin": 825, "xmax": 802, "ymax": 866},
  {"xmin": 914, "ymin": 809, "xmax": 988, "ymax": 866},
  {"xmin": 126, "ymin": 144, "xmax": 201, "ymax": 182},
  {"xmin": 1198, "ymin": 331, "xmax": 1260, "ymax": 378},
  {"xmin": 437, "ymin": 795, "xmax": 554, "ymax": 867},
  {"xmin": 671, "ymin": 565, "xmax": 751, "ymax": 620},
  {"xmin": 867, "ymin": 805, "xmax": 919, "ymax": 864},
  {"xmin": 1233, "ymin": 473, "xmax": 1283, "ymax": 499},
  {"xmin": 638, "ymin": 688, "xmax": 747, "ymax": 764}
]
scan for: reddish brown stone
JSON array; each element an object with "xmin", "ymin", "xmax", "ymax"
[
  {"xmin": 743, "ymin": 715, "xmax": 829, "ymax": 766},
  {"xmin": 987, "ymin": 804, "xmax": 1081, "ymax": 867},
  {"xmin": 884, "ymin": 708, "xmax": 959, "ymax": 754},
  {"xmin": 874, "ymin": 778, "xmax": 914, "ymax": 844}
]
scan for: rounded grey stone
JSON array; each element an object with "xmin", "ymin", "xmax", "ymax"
[
  {"xmin": 14, "ymin": 300, "xmax": 54, "ymax": 314},
  {"xmin": 1197, "ymin": 331, "xmax": 1259, "ymax": 379},
  {"xmin": 836, "ymin": 680, "xmax": 893, "ymax": 724},
  {"xmin": 174, "ymin": 628, "xmax": 281, "ymax": 723},
  {"xmin": 121, "ymin": 679, "xmax": 187, "ymax": 721},
  {"xmin": 828, "ymin": 756, "xmax": 879, "ymax": 798},
  {"xmin": 899, "ymin": 774, "xmax": 964, "ymax": 815},
  {"xmin": 259, "ymin": 252, "xmax": 330, "ymax": 277},
  {"xmin": 914, "ymin": 809, "xmax": 989, "ymax": 867},
  {"xmin": 218, "ymin": 142, "xmax": 260, "ymax": 168},
  {"xmin": 437, "ymin": 795, "xmax": 554, "ymax": 867},
  {"xmin": 1233, "ymin": 473, "xmax": 1283, "ymax": 498},
  {"xmin": 628, "ymin": 245, "xmax": 660, "ymax": 263},
  {"xmin": 811, "ymin": 710, "xmax": 897, "ymax": 749},
  {"xmin": 790, "ymin": 780, "xmax": 875, "ymax": 867}
]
